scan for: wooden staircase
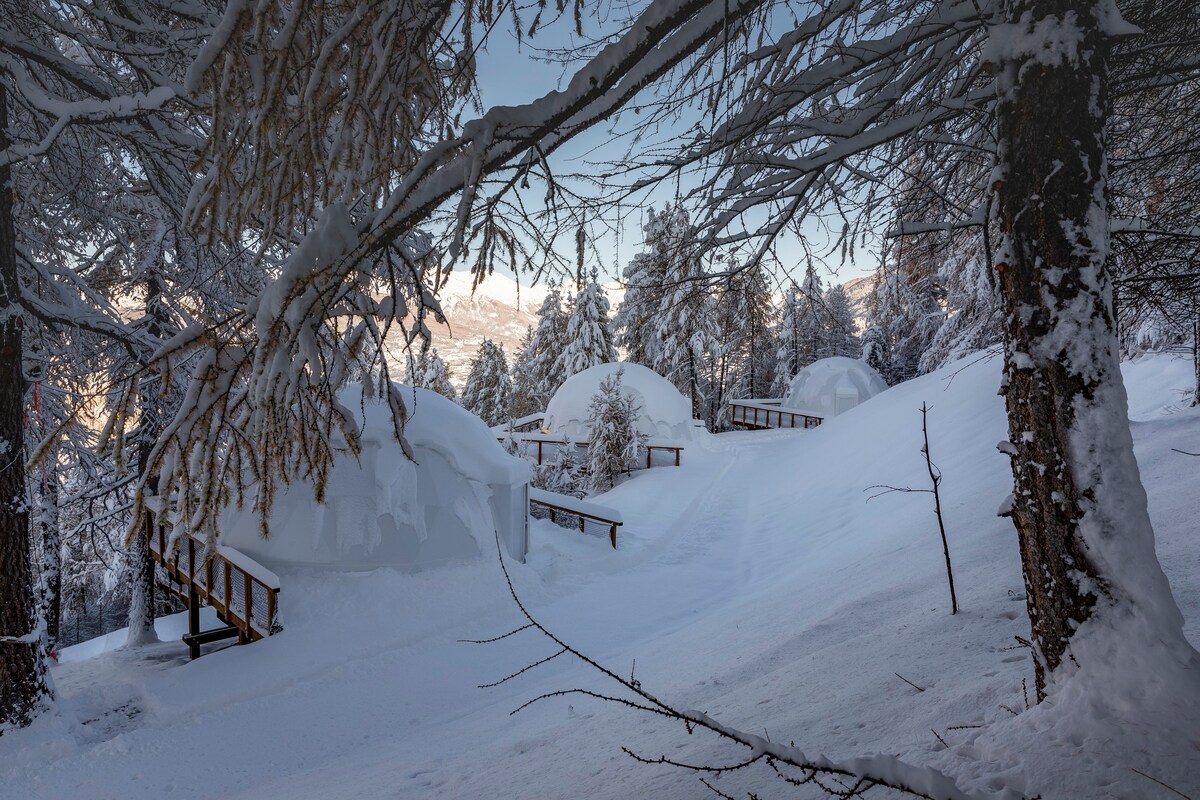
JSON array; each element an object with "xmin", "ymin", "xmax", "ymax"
[{"xmin": 147, "ymin": 522, "xmax": 281, "ymax": 659}]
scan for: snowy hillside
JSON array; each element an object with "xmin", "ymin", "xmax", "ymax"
[{"xmin": 5, "ymin": 353, "xmax": 1198, "ymax": 799}]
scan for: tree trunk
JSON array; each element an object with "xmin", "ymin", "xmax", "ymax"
[
  {"xmin": 36, "ymin": 463, "xmax": 61, "ymax": 648},
  {"xmin": 0, "ymin": 83, "xmax": 51, "ymax": 729},
  {"xmin": 125, "ymin": 272, "xmax": 165, "ymax": 646},
  {"xmin": 993, "ymin": 0, "xmax": 1191, "ymax": 698}
]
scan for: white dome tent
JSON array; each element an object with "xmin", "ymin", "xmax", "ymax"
[
  {"xmin": 543, "ymin": 362, "xmax": 701, "ymax": 442},
  {"xmin": 784, "ymin": 357, "xmax": 888, "ymax": 418},
  {"xmin": 219, "ymin": 386, "xmax": 531, "ymax": 571}
]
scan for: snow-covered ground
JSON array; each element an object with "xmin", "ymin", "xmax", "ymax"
[{"xmin": 4, "ymin": 351, "xmax": 1198, "ymax": 799}]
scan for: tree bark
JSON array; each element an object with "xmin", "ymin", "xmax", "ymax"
[
  {"xmin": 36, "ymin": 463, "xmax": 61, "ymax": 648},
  {"xmin": 125, "ymin": 272, "xmax": 165, "ymax": 646},
  {"xmin": 993, "ymin": 0, "xmax": 1189, "ymax": 698},
  {"xmin": 0, "ymin": 83, "xmax": 51, "ymax": 729}
]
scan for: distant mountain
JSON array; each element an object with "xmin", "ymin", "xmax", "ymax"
[{"xmin": 385, "ymin": 272, "xmax": 623, "ymax": 389}]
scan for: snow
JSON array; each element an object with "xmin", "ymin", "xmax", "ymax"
[
  {"xmin": 4, "ymin": 353, "xmax": 1198, "ymax": 799},
  {"xmin": 544, "ymin": 362, "xmax": 702, "ymax": 442},
  {"xmin": 529, "ymin": 487, "xmax": 623, "ymax": 525},
  {"xmin": 218, "ymin": 385, "xmax": 530, "ymax": 571},
  {"xmin": 783, "ymin": 356, "xmax": 889, "ymax": 417}
]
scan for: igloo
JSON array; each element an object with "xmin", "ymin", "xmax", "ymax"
[
  {"xmin": 219, "ymin": 385, "xmax": 531, "ymax": 571},
  {"xmin": 543, "ymin": 362, "xmax": 700, "ymax": 442},
  {"xmin": 783, "ymin": 357, "xmax": 888, "ymax": 417}
]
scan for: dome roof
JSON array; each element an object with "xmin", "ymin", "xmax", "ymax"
[
  {"xmin": 543, "ymin": 362, "xmax": 698, "ymax": 442},
  {"xmin": 783, "ymin": 357, "xmax": 888, "ymax": 418},
  {"xmin": 218, "ymin": 385, "xmax": 529, "ymax": 571}
]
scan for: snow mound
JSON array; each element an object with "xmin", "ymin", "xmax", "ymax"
[
  {"xmin": 219, "ymin": 385, "xmax": 530, "ymax": 571},
  {"xmin": 543, "ymin": 362, "xmax": 699, "ymax": 441},
  {"xmin": 784, "ymin": 356, "xmax": 888, "ymax": 417}
]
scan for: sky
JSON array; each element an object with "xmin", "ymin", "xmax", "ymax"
[{"xmin": 464, "ymin": 6, "xmax": 880, "ymax": 294}]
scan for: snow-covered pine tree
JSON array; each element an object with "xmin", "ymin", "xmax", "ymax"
[
  {"xmin": 795, "ymin": 264, "xmax": 827, "ymax": 366},
  {"xmin": 653, "ymin": 257, "xmax": 720, "ymax": 422},
  {"xmin": 406, "ymin": 348, "xmax": 457, "ymax": 401},
  {"xmin": 861, "ymin": 324, "xmax": 890, "ymax": 379},
  {"xmin": 710, "ymin": 257, "xmax": 778, "ymax": 427},
  {"xmin": 823, "ymin": 284, "xmax": 860, "ymax": 359},
  {"xmin": 461, "ymin": 340, "xmax": 512, "ymax": 427},
  {"xmin": 518, "ymin": 286, "xmax": 571, "ymax": 407},
  {"xmin": 557, "ymin": 277, "xmax": 618, "ymax": 380},
  {"xmin": 613, "ymin": 204, "xmax": 690, "ymax": 367},
  {"xmin": 509, "ymin": 327, "xmax": 542, "ymax": 418},
  {"xmin": 771, "ymin": 282, "xmax": 802, "ymax": 396},
  {"xmin": 585, "ymin": 368, "xmax": 646, "ymax": 494}
]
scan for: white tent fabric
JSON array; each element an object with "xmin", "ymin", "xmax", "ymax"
[
  {"xmin": 784, "ymin": 357, "xmax": 888, "ymax": 418},
  {"xmin": 543, "ymin": 362, "xmax": 699, "ymax": 442},
  {"xmin": 219, "ymin": 386, "xmax": 530, "ymax": 571}
]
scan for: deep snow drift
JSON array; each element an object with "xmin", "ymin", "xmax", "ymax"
[{"xmin": 4, "ymin": 352, "xmax": 1198, "ymax": 799}]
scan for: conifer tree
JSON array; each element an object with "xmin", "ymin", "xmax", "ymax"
[
  {"xmin": 519, "ymin": 286, "xmax": 571, "ymax": 407},
  {"xmin": 585, "ymin": 368, "xmax": 645, "ymax": 494},
  {"xmin": 772, "ymin": 282, "xmax": 803, "ymax": 396},
  {"xmin": 557, "ymin": 277, "xmax": 618, "ymax": 379},
  {"xmin": 508, "ymin": 327, "xmax": 542, "ymax": 418},
  {"xmin": 406, "ymin": 348, "xmax": 457, "ymax": 401},
  {"xmin": 613, "ymin": 204, "xmax": 689, "ymax": 367},
  {"xmin": 654, "ymin": 260, "xmax": 719, "ymax": 421},
  {"xmin": 461, "ymin": 340, "xmax": 511, "ymax": 426},
  {"xmin": 823, "ymin": 284, "xmax": 860, "ymax": 359}
]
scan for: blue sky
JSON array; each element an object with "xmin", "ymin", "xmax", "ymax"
[{"xmin": 467, "ymin": 9, "xmax": 879, "ymax": 291}]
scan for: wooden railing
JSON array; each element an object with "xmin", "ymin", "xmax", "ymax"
[
  {"xmin": 498, "ymin": 433, "xmax": 684, "ymax": 467},
  {"xmin": 529, "ymin": 488, "xmax": 624, "ymax": 549},
  {"xmin": 729, "ymin": 400, "xmax": 823, "ymax": 430},
  {"xmin": 148, "ymin": 521, "xmax": 280, "ymax": 658}
]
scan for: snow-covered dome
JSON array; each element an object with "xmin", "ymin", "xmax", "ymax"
[
  {"xmin": 219, "ymin": 385, "xmax": 530, "ymax": 571},
  {"xmin": 783, "ymin": 357, "xmax": 888, "ymax": 418},
  {"xmin": 543, "ymin": 362, "xmax": 698, "ymax": 442}
]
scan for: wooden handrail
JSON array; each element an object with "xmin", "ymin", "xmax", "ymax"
[
  {"xmin": 729, "ymin": 400, "xmax": 823, "ymax": 430},
  {"xmin": 530, "ymin": 495, "xmax": 623, "ymax": 549},
  {"xmin": 147, "ymin": 520, "xmax": 280, "ymax": 657}
]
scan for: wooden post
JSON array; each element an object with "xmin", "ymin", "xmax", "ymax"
[
  {"xmin": 537, "ymin": 440, "xmax": 543, "ymax": 465},
  {"xmin": 549, "ymin": 508, "xmax": 556, "ymax": 524},
  {"xmin": 267, "ymin": 588, "xmax": 276, "ymax": 634},
  {"xmin": 187, "ymin": 583, "xmax": 201, "ymax": 660},
  {"xmin": 609, "ymin": 523, "xmax": 617, "ymax": 549},
  {"xmin": 646, "ymin": 447, "xmax": 652, "ymax": 469},
  {"xmin": 674, "ymin": 448, "xmax": 680, "ymax": 467},
  {"xmin": 187, "ymin": 537, "xmax": 195, "ymax": 582},
  {"xmin": 241, "ymin": 572, "xmax": 253, "ymax": 644},
  {"xmin": 205, "ymin": 558, "xmax": 214, "ymax": 598},
  {"xmin": 224, "ymin": 560, "xmax": 232, "ymax": 616}
]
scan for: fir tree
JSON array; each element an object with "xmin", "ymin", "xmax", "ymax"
[
  {"xmin": 557, "ymin": 277, "xmax": 617, "ymax": 379},
  {"xmin": 613, "ymin": 204, "xmax": 689, "ymax": 367},
  {"xmin": 461, "ymin": 340, "xmax": 512, "ymax": 426},
  {"xmin": 406, "ymin": 348, "xmax": 457, "ymax": 401},
  {"xmin": 508, "ymin": 327, "xmax": 542, "ymax": 418},
  {"xmin": 772, "ymin": 282, "xmax": 803, "ymax": 396},
  {"xmin": 585, "ymin": 368, "xmax": 646, "ymax": 494},
  {"xmin": 516, "ymin": 286, "xmax": 571, "ymax": 409},
  {"xmin": 823, "ymin": 284, "xmax": 860, "ymax": 359},
  {"xmin": 654, "ymin": 261, "xmax": 720, "ymax": 421}
]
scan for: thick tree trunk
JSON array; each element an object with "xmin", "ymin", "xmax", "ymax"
[
  {"xmin": 0, "ymin": 83, "xmax": 51, "ymax": 729},
  {"xmin": 993, "ymin": 0, "xmax": 1191, "ymax": 698},
  {"xmin": 125, "ymin": 273, "xmax": 165, "ymax": 646},
  {"xmin": 36, "ymin": 464, "xmax": 61, "ymax": 648}
]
